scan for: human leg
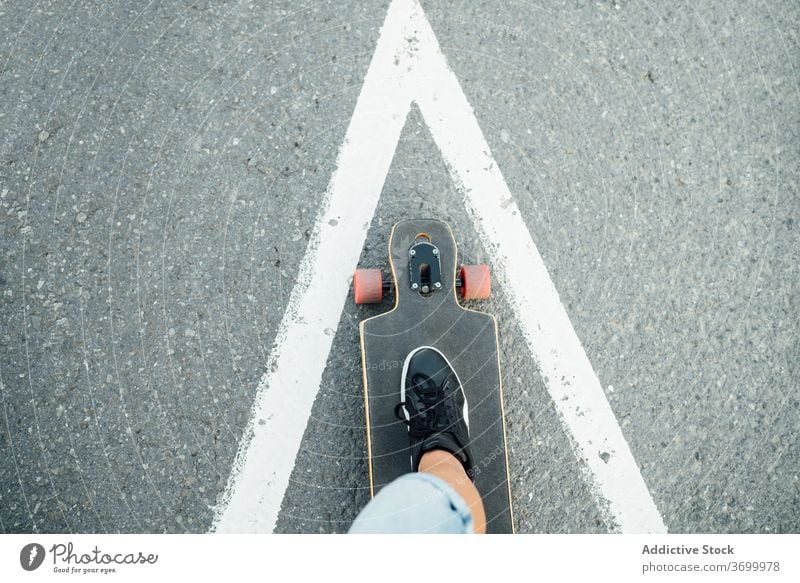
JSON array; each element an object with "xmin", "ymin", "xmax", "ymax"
[{"xmin": 350, "ymin": 346, "xmax": 486, "ymax": 534}]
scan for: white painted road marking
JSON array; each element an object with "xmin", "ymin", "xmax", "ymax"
[{"xmin": 212, "ymin": 0, "xmax": 667, "ymax": 533}]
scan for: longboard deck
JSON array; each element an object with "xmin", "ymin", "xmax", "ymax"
[{"xmin": 359, "ymin": 219, "xmax": 514, "ymax": 533}]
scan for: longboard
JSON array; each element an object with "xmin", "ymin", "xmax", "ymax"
[{"xmin": 354, "ymin": 218, "xmax": 514, "ymax": 533}]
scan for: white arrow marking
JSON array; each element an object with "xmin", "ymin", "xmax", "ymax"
[{"xmin": 212, "ymin": 0, "xmax": 666, "ymax": 533}]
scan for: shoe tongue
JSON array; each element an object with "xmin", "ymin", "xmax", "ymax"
[{"xmin": 422, "ymin": 433, "xmax": 467, "ymax": 465}]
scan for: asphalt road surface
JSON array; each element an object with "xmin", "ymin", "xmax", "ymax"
[{"xmin": 1, "ymin": 0, "xmax": 797, "ymax": 533}]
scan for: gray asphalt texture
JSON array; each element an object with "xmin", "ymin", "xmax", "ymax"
[{"xmin": 0, "ymin": 0, "xmax": 797, "ymax": 534}]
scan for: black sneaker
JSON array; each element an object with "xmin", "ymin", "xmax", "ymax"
[{"xmin": 394, "ymin": 346, "xmax": 474, "ymax": 478}]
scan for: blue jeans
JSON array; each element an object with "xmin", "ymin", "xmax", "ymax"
[{"xmin": 349, "ymin": 473, "xmax": 474, "ymax": 534}]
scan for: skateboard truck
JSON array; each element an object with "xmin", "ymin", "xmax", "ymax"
[
  {"xmin": 408, "ymin": 237, "xmax": 442, "ymax": 294},
  {"xmin": 353, "ymin": 231, "xmax": 491, "ymax": 303}
]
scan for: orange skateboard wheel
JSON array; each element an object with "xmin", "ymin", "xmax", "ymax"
[
  {"xmin": 459, "ymin": 264, "xmax": 491, "ymax": 300},
  {"xmin": 353, "ymin": 269, "xmax": 383, "ymax": 304}
]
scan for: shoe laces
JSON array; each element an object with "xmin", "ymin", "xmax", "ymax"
[{"xmin": 394, "ymin": 373, "xmax": 457, "ymax": 438}]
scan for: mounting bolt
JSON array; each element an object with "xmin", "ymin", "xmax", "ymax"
[
  {"xmin": 432, "ymin": 248, "xmax": 439, "ymax": 256},
  {"xmin": 434, "ymin": 282, "xmax": 441, "ymax": 289},
  {"xmin": 411, "ymin": 283, "xmax": 419, "ymax": 290},
  {"xmin": 422, "ymin": 285, "xmax": 430, "ymax": 293},
  {"xmin": 409, "ymin": 249, "xmax": 416, "ymax": 257}
]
